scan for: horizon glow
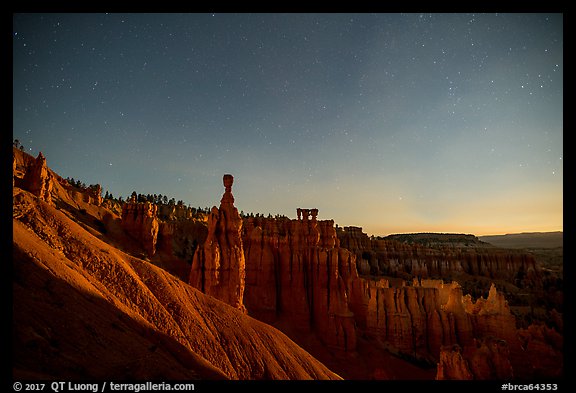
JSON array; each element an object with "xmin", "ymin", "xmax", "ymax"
[{"xmin": 13, "ymin": 13, "xmax": 563, "ymax": 236}]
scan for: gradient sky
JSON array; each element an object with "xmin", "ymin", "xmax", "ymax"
[{"xmin": 12, "ymin": 13, "xmax": 563, "ymax": 236}]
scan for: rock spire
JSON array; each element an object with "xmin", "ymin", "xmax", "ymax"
[{"xmin": 189, "ymin": 175, "xmax": 246, "ymax": 312}]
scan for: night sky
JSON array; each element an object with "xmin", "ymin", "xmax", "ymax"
[{"xmin": 13, "ymin": 13, "xmax": 563, "ymax": 236}]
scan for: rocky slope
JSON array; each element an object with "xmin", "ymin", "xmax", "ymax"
[
  {"xmin": 13, "ymin": 148, "xmax": 207, "ymax": 282},
  {"xmin": 12, "ymin": 149, "xmax": 340, "ymax": 380}
]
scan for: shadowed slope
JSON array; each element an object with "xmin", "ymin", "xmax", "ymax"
[{"xmin": 13, "ymin": 188, "xmax": 341, "ymax": 380}]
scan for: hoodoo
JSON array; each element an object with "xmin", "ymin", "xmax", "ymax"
[{"xmin": 189, "ymin": 174, "xmax": 246, "ymax": 312}]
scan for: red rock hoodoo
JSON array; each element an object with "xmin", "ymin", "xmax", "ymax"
[{"xmin": 189, "ymin": 175, "xmax": 246, "ymax": 312}]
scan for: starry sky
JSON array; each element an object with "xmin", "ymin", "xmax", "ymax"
[{"xmin": 13, "ymin": 13, "xmax": 563, "ymax": 236}]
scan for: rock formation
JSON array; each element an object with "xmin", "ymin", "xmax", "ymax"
[
  {"xmin": 189, "ymin": 175, "xmax": 246, "ymax": 312},
  {"xmin": 157, "ymin": 220, "xmax": 207, "ymax": 261},
  {"xmin": 13, "ymin": 148, "xmax": 562, "ymax": 380},
  {"xmin": 13, "ymin": 188, "xmax": 340, "ymax": 380},
  {"xmin": 242, "ymin": 209, "xmax": 358, "ymax": 351},
  {"xmin": 13, "ymin": 151, "xmax": 16, "ymax": 187},
  {"xmin": 336, "ymin": 226, "xmax": 541, "ymax": 287},
  {"xmin": 349, "ymin": 278, "xmax": 533, "ymax": 371},
  {"xmin": 436, "ymin": 336, "xmax": 514, "ymax": 380},
  {"xmin": 121, "ymin": 197, "xmax": 160, "ymax": 258},
  {"xmin": 87, "ymin": 184, "xmax": 103, "ymax": 206},
  {"xmin": 241, "ymin": 212, "xmax": 558, "ymax": 377},
  {"xmin": 436, "ymin": 344, "xmax": 474, "ymax": 380},
  {"xmin": 517, "ymin": 324, "xmax": 563, "ymax": 378},
  {"xmin": 22, "ymin": 152, "xmax": 53, "ymax": 203}
]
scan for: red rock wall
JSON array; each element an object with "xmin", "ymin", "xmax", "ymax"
[
  {"xmin": 349, "ymin": 279, "xmax": 472, "ymax": 361},
  {"xmin": 241, "ymin": 215, "xmax": 544, "ymax": 369},
  {"xmin": 242, "ymin": 212, "xmax": 358, "ymax": 351}
]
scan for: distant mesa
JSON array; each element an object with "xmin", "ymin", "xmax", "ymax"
[{"xmin": 479, "ymin": 232, "xmax": 563, "ymax": 249}]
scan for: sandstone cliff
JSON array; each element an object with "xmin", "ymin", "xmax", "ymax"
[
  {"xmin": 337, "ymin": 226, "xmax": 541, "ymax": 287},
  {"xmin": 189, "ymin": 175, "xmax": 246, "ymax": 312},
  {"xmin": 239, "ymin": 210, "xmax": 559, "ymax": 379}
]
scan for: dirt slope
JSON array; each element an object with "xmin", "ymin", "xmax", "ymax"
[{"xmin": 13, "ymin": 188, "xmax": 340, "ymax": 380}]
